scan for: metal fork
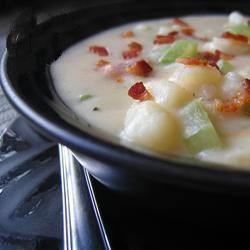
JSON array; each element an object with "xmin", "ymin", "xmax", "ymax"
[{"xmin": 59, "ymin": 145, "xmax": 111, "ymax": 250}]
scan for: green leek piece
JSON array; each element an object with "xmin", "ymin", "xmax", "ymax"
[
  {"xmin": 229, "ymin": 24, "xmax": 250, "ymax": 37},
  {"xmin": 80, "ymin": 94, "xmax": 93, "ymax": 101},
  {"xmin": 217, "ymin": 59, "xmax": 233, "ymax": 74},
  {"xmin": 159, "ymin": 39, "xmax": 198, "ymax": 64},
  {"xmin": 179, "ymin": 99, "xmax": 221, "ymax": 153}
]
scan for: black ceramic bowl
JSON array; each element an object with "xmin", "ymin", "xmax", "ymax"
[{"xmin": 2, "ymin": 0, "xmax": 250, "ymax": 203}]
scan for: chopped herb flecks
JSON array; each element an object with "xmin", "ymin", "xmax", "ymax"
[
  {"xmin": 93, "ymin": 107, "xmax": 100, "ymax": 111},
  {"xmin": 80, "ymin": 94, "xmax": 93, "ymax": 101}
]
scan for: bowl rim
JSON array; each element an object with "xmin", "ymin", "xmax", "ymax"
[{"xmin": 2, "ymin": 46, "xmax": 250, "ymax": 192}]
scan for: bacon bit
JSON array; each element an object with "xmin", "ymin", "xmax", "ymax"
[
  {"xmin": 153, "ymin": 31, "xmax": 178, "ymax": 44},
  {"xmin": 199, "ymin": 50, "xmax": 234, "ymax": 68},
  {"xmin": 216, "ymin": 50, "xmax": 234, "ymax": 60},
  {"xmin": 128, "ymin": 42, "xmax": 143, "ymax": 52},
  {"xmin": 89, "ymin": 46, "xmax": 109, "ymax": 56},
  {"xmin": 101, "ymin": 63, "xmax": 126, "ymax": 81},
  {"xmin": 175, "ymin": 57, "xmax": 208, "ymax": 66},
  {"xmin": 200, "ymin": 51, "xmax": 220, "ymax": 64},
  {"xmin": 122, "ymin": 30, "xmax": 134, "ymax": 38},
  {"xmin": 215, "ymin": 99, "xmax": 239, "ymax": 112},
  {"xmin": 181, "ymin": 27, "xmax": 195, "ymax": 36},
  {"xmin": 243, "ymin": 79, "xmax": 250, "ymax": 93},
  {"xmin": 116, "ymin": 77, "xmax": 124, "ymax": 83},
  {"xmin": 215, "ymin": 93, "xmax": 250, "ymax": 113},
  {"xmin": 222, "ymin": 32, "xmax": 248, "ymax": 43},
  {"xmin": 122, "ymin": 42, "xmax": 143, "ymax": 59},
  {"xmin": 128, "ymin": 82, "xmax": 151, "ymax": 101},
  {"xmin": 215, "ymin": 79, "xmax": 250, "ymax": 113},
  {"xmin": 96, "ymin": 59, "xmax": 110, "ymax": 67},
  {"xmin": 176, "ymin": 57, "xmax": 220, "ymax": 70},
  {"xmin": 122, "ymin": 50, "xmax": 139, "ymax": 59},
  {"xmin": 172, "ymin": 18, "xmax": 196, "ymax": 37},
  {"xmin": 126, "ymin": 60, "xmax": 153, "ymax": 77},
  {"xmin": 172, "ymin": 18, "xmax": 189, "ymax": 27}
]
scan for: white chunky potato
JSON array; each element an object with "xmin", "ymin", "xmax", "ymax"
[
  {"xmin": 157, "ymin": 26, "xmax": 172, "ymax": 35},
  {"xmin": 145, "ymin": 80, "xmax": 193, "ymax": 110},
  {"xmin": 121, "ymin": 101, "xmax": 179, "ymax": 152},
  {"xmin": 228, "ymin": 11, "xmax": 246, "ymax": 26},
  {"xmin": 220, "ymin": 72, "xmax": 244, "ymax": 99},
  {"xmin": 202, "ymin": 37, "xmax": 250, "ymax": 55},
  {"xmin": 168, "ymin": 63, "xmax": 222, "ymax": 96}
]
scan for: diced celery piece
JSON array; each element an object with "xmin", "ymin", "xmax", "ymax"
[
  {"xmin": 217, "ymin": 59, "xmax": 233, "ymax": 74},
  {"xmin": 229, "ymin": 24, "xmax": 250, "ymax": 37},
  {"xmin": 179, "ymin": 99, "xmax": 221, "ymax": 153},
  {"xmin": 159, "ymin": 39, "xmax": 198, "ymax": 64},
  {"xmin": 80, "ymin": 94, "xmax": 93, "ymax": 101}
]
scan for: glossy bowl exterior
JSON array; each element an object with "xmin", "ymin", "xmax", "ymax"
[{"xmin": 2, "ymin": 1, "xmax": 250, "ymax": 197}]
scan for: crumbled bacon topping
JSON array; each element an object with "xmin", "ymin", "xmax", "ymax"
[
  {"xmin": 125, "ymin": 60, "xmax": 153, "ymax": 77},
  {"xmin": 122, "ymin": 42, "xmax": 143, "ymax": 59},
  {"xmin": 175, "ymin": 57, "xmax": 209, "ymax": 66},
  {"xmin": 215, "ymin": 98, "xmax": 239, "ymax": 112},
  {"xmin": 199, "ymin": 51, "xmax": 220, "ymax": 64},
  {"xmin": 96, "ymin": 59, "xmax": 110, "ymax": 67},
  {"xmin": 122, "ymin": 30, "xmax": 134, "ymax": 38},
  {"xmin": 171, "ymin": 18, "xmax": 196, "ymax": 38},
  {"xmin": 222, "ymin": 32, "xmax": 248, "ymax": 43},
  {"xmin": 181, "ymin": 27, "xmax": 195, "ymax": 36},
  {"xmin": 215, "ymin": 93, "xmax": 250, "ymax": 113},
  {"xmin": 176, "ymin": 57, "xmax": 221, "ymax": 70},
  {"xmin": 102, "ymin": 63, "xmax": 126, "ymax": 79},
  {"xmin": 243, "ymin": 79, "xmax": 250, "ymax": 93},
  {"xmin": 116, "ymin": 77, "xmax": 124, "ymax": 83},
  {"xmin": 172, "ymin": 18, "xmax": 189, "ymax": 27},
  {"xmin": 200, "ymin": 50, "xmax": 234, "ymax": 65},
  {"xmin": 216, "ymin": 50, "xmax": 235, "ymax": 60},
  {"xmin": 128, "ymin": 42, "xmax": 143, "ymax": 52},
  {"xmin": 153, "ymin": 31, "xmax": 178, "ymax": 44},
  {"xmin": 89, "ymin": 46, "xmax": 109, "ymax": 56},
  {"xmin": 128, "ymin": 82, "xmax": 151, "ymax": 101},
  {"xmin": 122, "ymin": 50, "xmax": 139, "ymax": 59}
]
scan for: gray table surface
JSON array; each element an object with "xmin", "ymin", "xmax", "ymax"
[
  {"xmin": 0, "ymin": 5, "xmax": 90, "ymax": 134},
  {"xmin": 0, "ymin": 13, "xmax": 19, "ymax": 134},
  {"xmin": 0, "ymin": 4, "xmax": 99, "ymax": 134}
]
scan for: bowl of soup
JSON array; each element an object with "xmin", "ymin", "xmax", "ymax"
[{"xmin": 2, "ymin": 1, "xmax": 250, "ymax": 195}]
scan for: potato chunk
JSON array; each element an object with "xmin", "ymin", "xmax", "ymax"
[
  {"xmin": 220, "ymin": 72, "xmax": 244, "ymax": 99},
  {"xmin": 145, "ymin": 80, "xmax": 193, "ymax": 110},
  {"xmin": 121, "ymin": 101, "xmax": 179, "ymax": 152},
  {"xmin": 228, "ymin": 11, "xmax": 246, "ymax": 26},
  {"xmin": 168, "ymin": 63, "xmax": 222, "ymax": 96}
]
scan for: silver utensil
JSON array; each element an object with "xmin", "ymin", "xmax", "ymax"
[{"xmin": 59, "ymin": 145, "xmax": 111, "ymax": 250}]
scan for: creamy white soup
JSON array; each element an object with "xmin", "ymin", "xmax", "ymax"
[{"xmin": 51, "ymin": 12, "xmax": 250, "ymax": 168}]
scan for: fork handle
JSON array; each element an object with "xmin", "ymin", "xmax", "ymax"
[{"xmin": 59, "ymin": 145, "xmax": 111, "ymax": 250}]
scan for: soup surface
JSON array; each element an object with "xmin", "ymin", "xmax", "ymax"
[{"xmin": 51, "ymin": 12, "xmax": 250, "ymax": 168}]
